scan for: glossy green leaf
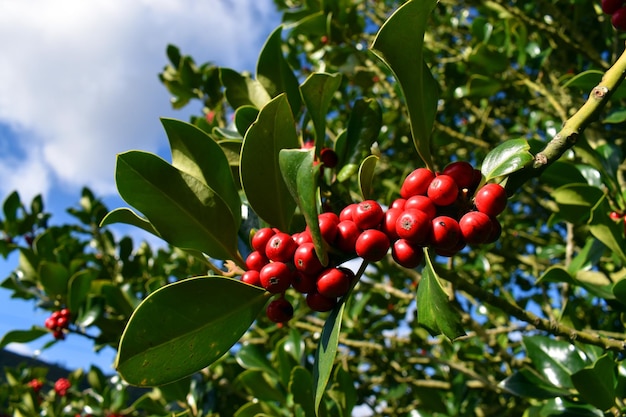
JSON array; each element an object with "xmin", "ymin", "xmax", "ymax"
[
  {"xmin": 551, "ymin": 184, "xmax": 603, "ymax": 225},
  {"xmin": 313, "ymin": 302, "xmax": 345, "ymax": 415},
  {"xmin": 234, "ymin": 105, "xmax": 259, "ymax": 137},
  {"xmin": 162, "ymin": 117, "xmax": 241, "ymax": 227},
  {"xmin": 336, "ymin": 98, "xmax": 382, "ymax": 182},
  {"xmin": 454, "ymin": 76, "xmax": 504, "ymax": 99},
  {"xmin": 100, "ymin": 207, "xmax": 161, "ymax": 237},
  {"xmin": 0, "ymin": 327, "xmax": 48, "ymax": 349},
  {"xmin": 236, "ymin": 343, "xmax": 277, "ymax": 376},
  {"xmin": 571, "ymin": 354, "xmax": 616, "ymax": 410},
  {"xmin": 499, "ymin": 368, "xmax": 572, "ymax": 399},
  {"xmin": 279, "ymin": 148, "xmax": 326, "ymax": 265},
  {"xmin": 418, "ymin": 251, "xmax": 465, "ymax": 340},
  {"xmin": 589, "ymin": 195, "xmax": 626, "ymax": 263},
  {"xmin": 290, "ymin": 366, "xmax": 316, "ymax": 417},
  {"xmin": 300, "ymin": 72, "xmax": 342, "ymax": 147},
  {"xmin": 116, "ymin": 276, "xmax": 268, "ymax": 386},
  {"xmin": 563, "ymin": 69, "xmax": 626, "ymax": 100},
  {"xmin": 67, "ymin": 269, "xmax": 96, "ymax": 314},
  {"xmin": 220, "ymin": 67, "xmax": 271, "ymax": 109},
  {"xmin": 541, "ymin": 161, "xmax": 588, "ymax": 188},
  {"xmin": 358, "ymin": 155, "xmax": 378, "ymax": 201},
  {"xmin": 371, "ymin": 0, "xmax": 438, "ymax": 170},
  {"xmin": 329, "ymin": 366, "xmax": 357, "ymax": 417},
  {"xmin": 241, "ymin": 94, "xmax": 299, "ymax": 231},
  {"xmin": 612, "ymin": 280, "xmax": 626, "ymax": 305},
  {"xmin": 39, "ymin": 261, "xmax": 70, "ymax": 297},
  {"xmin": 115, "ymin": 151, "xmax": 240, "ymax": 264},
  {"xmin": 480, "ymin": 138, "xmax": 533, "ymax": 181},
  {"xmin": 257, "ymin": 26, "xmax": 302, "ymax": 112},
  {"xmin": 603, "ymin": 108, "xmax": 626, "ymax": 124},
  {"xmin": 236, "ymin": 369, "xmax": 286, "ymax": 403},
  {"xmin": 523, "ymin": 335, "xmax": 586, "ymax": 389}
]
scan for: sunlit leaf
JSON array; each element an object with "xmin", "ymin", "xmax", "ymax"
[
  {"xmin": 571, "ymin": 354, "xmax": 616, "ymax": 410},
  {"xmin": 481, "ymin": 139, "xmax": 533, "ymax": 181},
  {"xmin": 358, "ymin": 155, "xmax": 378, "ymax": 201},
  {"xmin": 300, "ymin": 72, "xmax": 342, "ymax": 148},
  {"xmin": 523, "ymin": 335, "xmax": 585, "ymax": 389},
  {"xmin": 0, "ymin": 327, "xmax": 49, "ymax": 349}
]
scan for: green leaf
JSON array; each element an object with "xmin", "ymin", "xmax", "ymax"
[
  {"xmin": 336, "ymin": 98, "xmax": 382, "ymax": 182},
  {"xmin": 313, "ymin": 302, "xmax": 345, "ymax": 415},
  {"xmin": 542, "ymin": 161, "xmax": 588, "ymax": 188},
  {"xmin": 613, "ymin": 280, "xmax": 626, "ymax": 305},
  {"xmin": 571, "ymin": 354, "xmax": 616, "ymax": 410},
  {"xmin": 418, "ymin": 250, "xmax": 466, "ymax": 340},
  {"xmin": 522, "ymin": 335, "xmax": 586, "ymax": 389},
  {"xmin": 162, "ymin": 118, "xmax": 242, "ymax": 227},
  {"xmin": 116, "ymin": 276, "xmax": 268, "ymax": 386},
  {"xmin": 563, "ymin": 69, "xmax": 626, "ymax": 100},
  {"xmin": 499, "ymin": 368, "xmax": 572, "ymax": 399},
  {"xmin": 290, "ymin": 366, "xmax": 316, "ymax": 417},
  {"xmin": 589, "ymin": 195, "xmax": 626, "ymax": 263},
  {"xmin": 2, "ymin": 191, "xmax": 21, "ymax": 223},
  {"xmin": 358, "ymin": 155, "xmax": 378, "ymax": 201},
  {"xmin": 115, "ymin": 151, "xmax": 241, "ymax": 264},
  {"xmin": 241, "ymin": 94, "xmax": 299, "ymax": 231},
  {"xmin": 39, "ymin": 261, "xmax": 70, "ymax": 297},
  {"xmin": 67, "ymin": 269, "xmax": 96, "ymax": 314},
  {"xmin": 236, "ymin": 369, "xmax": 286, "ymax": 403},
  {"xmin": 603, "ymin": 108, "xmax": 626, "ymax": 124},
  {"xmin": 551, "ymin": 184, "xmax": 604, "ymax": 225},
  {"xmin": 454, "ymin": 75, "xmax": 504, "ymax": 98},
  {"xmin": 220, "ymin": 67, "xmax": 271, "ymax": 109},
  {"xmin": 371, "ymin": 0, "xmax": 438, "ymax": 170},
  {"xmin": 0, "ymin": 327, "xmax": 48, "ymax": 349},
  {"xmin": 236, "ymin": 343, "xmax": 277, "ymax": 376},
  {"xmin": 100, "ymin": 207, "xmax": 161, "ymax": 237},
  {"xmin": 257, "ymin": 26, "xmax": 302, "ymax": 112},
  {"xmin": 480, "ymin": 138, "xmax": 534, "ymax": 181},
  {"xmin": 300, "ymin": 72, "xmax": 342, "ymax": 147},
  {"xmin": 234, "ymin": 105, "xmax": 259, "ymax": 137},
  {"xmin": 279, "ymin": 148, "xmax": 326, "ymax": 265}
]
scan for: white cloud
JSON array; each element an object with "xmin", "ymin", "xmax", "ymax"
[{"xmin": 0, "ymin": 0, "xmax": 281, "ymax": 201}]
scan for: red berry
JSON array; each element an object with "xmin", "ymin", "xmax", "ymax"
[
  {"xmin": 45, "ymin": 317, "xmax": 57, "ymax": 330},
  {"xmin": 306, "ymin": 291, "xmax": 337, "ymax": 312},
  {"xmin": 317, "ymin": 267, "xmax": 353, "ymax": 298},
  {"xmin": 469, "ymin": 169, "xmax": 483, "ymax": 192},
  {"xmin": 265, "ymin": 232, "xmax": 298, "ymax": 263},
  {"xmin": 59, "ymin": 308, "xmax": 70, "ymax": 319},
  {"xmin": 404, "ymin": 195, "xmax": 436, "ymax": 220},
  {"xmin": 54, "ymin": 378, "xmax": 71, "ymax": 396},
  {"xmin": 381, "ymin": 208, "xmax": 402, "ymax": 241},
  {"xmin": 603, "ymin": 0, "xmax": 626, "ymax": 14},
  {"xmin": 427, "ymin": 175, "xmax": 459, "ymax": 206},
  {"xmin": 51, "ymin": 311, "xmax": 61, "ymax": 321},
  {"xmin": 293, "ymin": 230, "xmax": 313, "ymax": 246},
  {"xmin": 53, "ymin": 329, "xmax": 65, "ymax": 340},
  {"xmin": 353, "ymin": 200, "xmax": 384, "ymax": 230},
  {"xmin": 251, "ymin": 227, "xmax": 276, "ymax": 254},
  {"xmin": 259, "ymin": 262, "xmax": 294, "ymax": 294},
  {"xmin": 241, "ymin": 270, "xmax": 262, "ymax": 287},
  {"xmin": 430, "ymin": 216, "xmax": 462, "ymax": 250},
  {"xmin": 317, "ymin": 212, "xmax": 340, "ymax": 244},
  {"xmin": 335, "ymin": 220, "xmax": 361, "ymax": 253},
  {"xmin": 395, "ymin": 209, "xmax": 431, "ymax": 244},
  {"xmin": 435, "ymin": 237, "xmax": 466, "ymax": 257},
  {"xmin": 442, "ymin": 161, "xmax": 475, "ymax": 189},
  {"xmin": 459, "ymin": 211, "xmax": 493, "ymax": 244},
  {"xmin": 293, "ymin": 242, "xmax": 324, "ymax": 275},
  {"xmin": 27, "ymin": 379, "xmax": 43, "ymax": 393},
  {"xmin": 611, "ymin": 7, "xmax": 626, "ymax": 30},
  {"xmin": 56, "ymin": 316, "xmax": 69, "ymax": 329},
  {"xmin": 390, "ymin": 198, "xmax": 406, "ymax": 210},
  {"xmin": 484, "ymin": 217, "xmax": 502, "ymax": 244},
  {"xmin": 392, "ymin": 239, "xmax": 424, "ymax": 268},
  {"xmin": 400, "ymin": 168, "xmax": 435, "ymax": 198},
  {"xmin": 610, "ymin": 211, "xmax": 623, "ymax": 220},
  {"xmin": 320, "ymin": 147, "xmax": 339, "ymax": 168},
  {"xmin": 266, "ymin": 298, "xmax": 294, "ymax": 323},
  {"xmin": 474, "ymin": 183, "xmax": 507, "ymax": 216},
  {"xmin": 355, "ymin": 229, "xmax": 390, "ymax": 262},
  {"xmin": 292, "ymin": 271, "xmax": 317, "ymax": 293},
  {"xmin": 339, "ymin": 203, "xmax": 357, "ymax": 222},
  {"xmin": 246, "ymin": 250, "xmax": 269, "ymax": 272}
]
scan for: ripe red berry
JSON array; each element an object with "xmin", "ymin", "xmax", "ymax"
[
  {"xmin": 339, "ymin": 203, "xmax": 357, "ymax": 222},
  {"xmin": 390, "ymin": 198, "xmax": 406, "ymax": 210},
  {"xmin": 266, "ymin": 298, "xmax": 294, "ymax": 323},
  {"xmin": 251, "ymin": 227, "xmax": 276, "ymax": 254},
  {"xmin": 246, "ymin": 250, "xmax": 269, "ymax": 272},
  {"xmin": 317, "ymin": 212, "xmax": 340, "ymax": 244},
  {"xmin": 404, "ymin": 195, "xmax": 436, "ymax": 220},
  {"xmin": 459, "ymin": 211, "xmax": 493, "ymax": 244},
  {"xmin": 294, "ymin": 242, "xmax": 324, "ymax": 275},
  {"xmin": 53, "ymin": 329, "xmax": 65, "ymax": 340},
  {"xmin": 381, "ymin": 207, "xmax": 402, "ymax": 241},
  {"xmin": 435, "ymin": 237, "xmax": 466, "ymax": 257},
  {"xmin": 395, "ymin": 209, "xmax": 431, "ymax": 244},
  {"xmin": 603, "ymin": 0, "xmax": 626, "ymax": 15},
  {"xmin": 610, "ymin": 211, "xmax": 623, "ymax": 221},
  {"xmin": 241, "ymin": 270, "xmax": 262, "ymax": 287},
  {"xmin": 265, "ymin": 232, "xmax": 298, "ymax": 263},
  {"xmin": 320, "ymin": 147, "xmax": 339, "ymax": 168},
  {"xmin": 317, "ymin": 267, "xmax": 353, "ymax": 298},
  {"xmin": 355, "ymin": 229, "xmax": 390, "ymax": 262},
  {"xmin": 45, "ymin": 317, "xmax": 57, "ymax": 330},
  {"xmin": 259, "ymin": 262, "xmax": 294, "ymax": 294},
  {"xmin": 484, "ymin": 217, "xmax": 502, "ymax": 244},
  {"xmin": 392, "ymin": 239, "xmax": 424, "ymax": 268},
  {"xmin": 335, "ymin": 220, "xmax": 361, "ymax": 253},
  {"xmin": 430, "ymin": 216, "xmax": 462, "ymax": 250},
  {"xmin": 292, "ymin": 271, "xmax": 317, "ymax": 293},
  {"xmin": 54, "ymin": 378, "xmax": 71, "ymax": 396},
  {"xmin": 442, "ymin": 161, "xmax": 475, "ymax": 189},
  {"xmin": 56, "ymin": 316, "xmax": 69, "ymax": 329},
  {"xmin": 400, "ymin": 168, "xmax": 435, "ymax": 198},
  {"xmin": 427, "ymin": 175, "xmax": 458, "ymax": 206},
  {"xmin": 59, "ymin": 308, "xmax": 70, "ymax": 319},
  {"xmin": 293, "ymin": 230, "xmax": 313, "ymax": 246},
  {"xmin": 306, "ymin": 291, "xmax": 337, "ymax": 312},
  {"xmin": 353, "ymin": 200, "xmax": 384, "ymax": 230},
  {"xmin": 611, "ymin": 7, "xmax": 626, "ymax": 30},
  {"xmin": 474, "ymin": 183, "xmax": 507, "ymax": 217}
]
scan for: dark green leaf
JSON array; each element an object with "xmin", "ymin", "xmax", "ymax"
[
  {"xmin": 300, "ymin": 72, "xmax": 342, "ymax": 147},
  {"xmin": 279, "ymin": 148, "xmax": 326, "ymax": 265},
  {"xmin": 523, "ymin": 335, "xmax": 586, "ymax": 389},
  {"xmin": 39, "ymin": 261, "xmax": 70, "ymax": 297},
  {"xmin": 236, "ymin": 343, "xmax": 277, "ymax": 376},
  {"xmin": 589, "ymin": 195, "xmax": 626, "ymax": 263},
  {"xmin": 100, "ymin": 208, "xmax": 161, "ymax": 237},
  {"xmin": 240, "ymin": 94, "xmax": 299, "ymax": 231},
  {"xmin": 290, "ymin": 366, "xmax": 316, "ymax": 417},
  {"xmin": 257, "ymin": 26, "xmax": 302, "ymax": 112},
  {"xmin": 571, "ymin": 354, "xmax": 616, "ymax": 410},
  {"xmin": 480, "ymin": 138, "xmax": 533, "ymax": 181},
  {"xmin": 358, "ymin": 155, "xmax": 378, "ymax": 201},
  {"xmin": 234, "ymin": 105, "xmax": 259, "ymax": 137},
  {"xmin": 551, "ymin": 184, "xmax": 604, "ymax": 225},
  {"xmin": 603, "ymin": 108, "xmax": 626, "ymax": 124},
  {"xmin": 613, "ymin": 280, "xmax": 626, "ymax": 305},
  {"xmin": 116, "ymin": 276, "xmax": 268, "ymax": 386},
  {"xmin": 418, "ymin": 250, "xmax": 465, "ymax": 340},
  {"xmin": 542, "ymin": 161, "xmax": 588, "ymax": 188},
  {"xmin": 371, "ymin": 0, "xmax": 438, "ymax": 170},
  {"xmin": 162, "ymin": 118, "xmax": 241, "ymax": 227},
  {"xmin": 220, "ymin": 67, "xmax": 271, "ymax": 109},
  {"xmin": 2, "ymin": 191, "xmax": 21, "ymax": 223},
  {"xmin": 68, "ymin": 269, "xmax": 96, "ymax": 314},
  {"xmin": 499, "ymin": 368, "xmax": 572, "ymax": 399},
  {"xmin": 0, "ymin": 327, "xmax": 48, "ymax": 349},
  {"xmin": 115, "ymin": 151, "xmax": 241, "ymax": 264},
  {"xmin": 236, "ymin": 369, "xmax": 286, "ymax": 402}
]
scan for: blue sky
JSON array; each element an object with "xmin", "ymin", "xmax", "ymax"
[{"xmin": 0, "ymin": 0, "xmax": 282, "ymax": 373}]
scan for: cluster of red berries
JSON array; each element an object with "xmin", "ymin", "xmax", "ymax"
[
  {"xmin": 602, "ymin": 0, "xmax": 626, "ymax": 30},
  {"xmin": 44, "ymin": 308, "xmax": 71, "ymax": 340},
  {"xmin": 242, "ymin": 161, "xmax": 507, "ymax": 323},
  {"xmin": 54, "ymin": 377, "xmax": 71, "ymax": 396}
]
